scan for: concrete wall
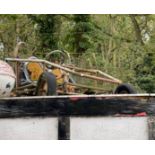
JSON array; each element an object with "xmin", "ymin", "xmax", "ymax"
[
  {"xmin": 0, "ymin": 117, "xmax": 149, "ymax": 140},
  {"xmin": 0, "ymin": 117, "xmax": 58, "ymax": 140},
  {"xmin": 70, "ymin": 117, "xmax": 148, "ymax": 140}
]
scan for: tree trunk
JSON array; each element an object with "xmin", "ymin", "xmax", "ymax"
[{"xmin": 129, "ymin": 15, "xmax": 144, "ymax": 45}]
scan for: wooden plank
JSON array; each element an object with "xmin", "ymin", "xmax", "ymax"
[
  {"xmin": 0, "ymin": 94, "xmax": 155, "ymax": 118},
  {"xmin": 148, "ymin": 116, "xmax": 155, "ymax": 140},
  {"xmin": 58, "ymin": 117, "xmax": 70, "ymax": 140}
]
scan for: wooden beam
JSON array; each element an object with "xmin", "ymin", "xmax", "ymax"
[
  {"xmin": 0, "ymin": 95, "xmax": 154, "ymax": 118},
  {"xmin": 58, "ymin": 117, "xmax": 70, "ymax": 140}
]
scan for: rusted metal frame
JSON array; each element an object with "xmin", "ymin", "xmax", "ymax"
[
  {"xmin": 63, "ymin": 65, "xmax": 97, "ymax": 73},
  {"xmin": 14, "ymin": 61, "xmax": 36, "ymax": 93},
  {"xmin": 46, "ymin": 50, "xmax": 71, "ymax": 64},
  {"xmin": 13, "ymin": 84, "xmax": 36, "ymax": 96},
  {"xmin": 15, "ymin": 61, "xmax": 20, "ymax": 89},
  {"xmin": 63, "ymin": 64, "xmax": 122, "ymax": 84},
  {"xmin": 15, "ymin": 88, "xmax": 36, "ymax": 95},
  {"xmin": 97, "ymin": 70, "xmax": 122, "ymax": 83},
  {"xmin": 67, "ymin": 82, "xmax": 110, "ymax": 92},
  {"xmin": 43, "ymin": 61, "xmax": 46, "ymax": 72},
  {"xmin": 57, "ymin": 90, "xmax": 80, "ymax": 95},
  {"xmin": 6, "ymin": 58, "xmax": 121, "ymax": 84},
  {"xmin": 15, "ymin": 83, "xmax": 36, "ymax": 90}
]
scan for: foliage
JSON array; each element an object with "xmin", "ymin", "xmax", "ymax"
[
  {"xmin": 135, "ymin": 52, "xmax": 155, "ymax": 92},
  {"xmin": 0, "ymin": 15, "xmax": 38, "ymax": 58},
  {"xmin": 63, "ymin": 14, "xmax": 95, "ymax": 55},
  {"xmin": 0, "ymin": 14, "xmax": 155, "ymax": 92},
  {"xmin": 28, "ymin": 15, "xmax": 62, "ymax": 56}
]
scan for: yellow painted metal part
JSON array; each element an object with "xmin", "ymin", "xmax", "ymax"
[
  {"xmin": 27, "ymin": 62, "xmax": 43, "ymax": 81},
  {"xmin": 27, "ymin": 62, "xmax": 75, "ymax": 93},
  {"xmin": 52, "ymin": 68, "xmax": 64, "ymax": 84},
  {"xmin": 52, "ymin": 68, "xmax": 75, "ymax": 93}
]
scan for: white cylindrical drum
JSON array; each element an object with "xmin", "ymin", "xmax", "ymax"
[{"xmin": 0, "ymin": 60, "xmax": 16, "ymax": 97}]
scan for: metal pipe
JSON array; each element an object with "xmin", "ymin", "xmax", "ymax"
[
  {"xmin": 63, "ymin": 65, "xmax": 122, "ymax": 83},
  {"xmin": 5, "ymin": 58, "xmax": 122, "ymax": 84},
  {"xmin": 67, "ymin": 82, "xmax": 109, "ymax": 92}
]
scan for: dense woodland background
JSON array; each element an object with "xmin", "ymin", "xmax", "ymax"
[{"xmin": 0, "ymin": 14, "xmax": 155, "ymax": 93}]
